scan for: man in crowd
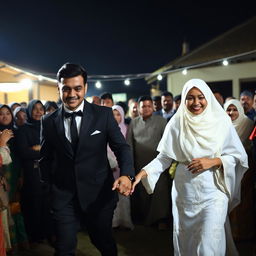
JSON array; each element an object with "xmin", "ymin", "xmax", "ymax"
[
  {"xmin": 173, "ymin": 94, "xmax": 181, "ymax": 112},
  {"xmin": 152, "ymin": 95, "xmax": 162, "ymax": 112},
  {"xmin": 40, "ymin": 63, "xmax": 134, "ymax": 256},
  {"xmin": 154, "ymin": 91, "xmax": 174, "ymax": 121},
  {"xmin": 100, "ymin": 92, "xmax": 114, "ymax": 107},
  {"xmin": 127, "ymin": 95, "xmax": 171, "ymax": 229},
  {"xmin": 240, "ymin": 90, "xmax": 256, "ymax": 120},
  {"xmin": 91, "ymin": 95, "xmax": 101, "ymax": 105}
]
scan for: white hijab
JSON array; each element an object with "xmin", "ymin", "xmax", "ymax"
[
  {"xmin": 224, "ymin": 99, "xmax": 254, "ymax": 145},
  {"xmin": 158, "ymin": 78, "xmax": 232, "ymax": 162},
  {"xmin": 112, "ymin": 105, "xmax": 127, "ymax": 137},
  {"xmin": 157, "ymin": 78, "xmax": 248, "ymax": 212}
]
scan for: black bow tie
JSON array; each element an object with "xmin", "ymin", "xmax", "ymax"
[{"xmin": 64, "ymin": 110, "xmax": 83, "ymax": 118}]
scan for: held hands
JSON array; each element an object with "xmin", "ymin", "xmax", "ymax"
[
  {"xmin": 0, "ymin": 129, "xmax": 14, "ymax": 147},
  {"xmin": 31, "ymin": 145, "xmax": 41, "ymax": 151},
  {"xmin": 131, "ymin": 169, "xmax": 147, "ymax": 194},
  {"xmin": 187, "ymin": 158, "xmax": 222, "ymax": 174},
  {"xmin": 112, "ymin": 176, "xmax": 132, "ymax": 196},
  {"xmin": 112, "ymin": 170, "xmax": 148, "ymax": 196}
]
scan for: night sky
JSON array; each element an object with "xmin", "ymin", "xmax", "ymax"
[{"xmin": 1, "ymin": 1, "xmax": 255, "ymax": 98}]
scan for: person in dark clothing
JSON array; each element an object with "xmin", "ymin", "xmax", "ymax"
[
  {"xmin": 44, "ymin": 101, "xmax": 59, "ymax": 114},
  {"xmin": 15, "ymin": 100, "xmax": 46, "ymax": 244},
  {"xmin": 0, "ymin": 104, "xmax": 29, "ymax": 251}
]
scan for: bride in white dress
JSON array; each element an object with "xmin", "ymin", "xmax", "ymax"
[{"xmin": 132, "ymin": 79, "xmax": 248, "ymax": 256}]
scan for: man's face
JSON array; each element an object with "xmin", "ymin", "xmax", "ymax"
[
  {"xmin": 161, "ymin": 95, "xmax": 173, "ymax": 112},
  {"xmin": 101, "ymin": 98, "xmax": 113, "ymax": 108},
  {"xmin": 240, "ymin": 95, "xmax": 253, "ymax": 113},
  {"xmin": 58, "ymin": 75, "xmax": 87, "ymax": 111},
  {"xmin": 139, "ymin": 100, "xmax": 153, "ymax": 120},
  {"xmin": 153, "ymin": 100, "xmax": 162, "ymax": 112},
  {"xmin": 173, "ymin": 100, "xmax": 181, "ymax": 110}
]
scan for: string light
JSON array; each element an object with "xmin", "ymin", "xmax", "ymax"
[
  {"xmin": 124, "ymin": 79, "xmax": 130, "ymax": 86},
  {"xmin": 95, "ymin": 81, "xmax": 102, "ymax": 89},
  {"xmin": 222, "ymin": 60, "xmax": 229, "ymax": 66},
  {"xmin": 10, "ymin": 49, "xmax": 254, "ymax": 84},
  {"xmin": 38, "ymin": 75, "xmax": 43, "ymax": 81},
  {"xmin": 182, "ymin": 69, "xmax": 187, "ymax": 75},
  {"xmin": 157, "ymin": 74, "xmax": 163, "ymax": 81}
]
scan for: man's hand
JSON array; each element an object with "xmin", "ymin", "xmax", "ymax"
[
  {"xmin": 187, "ymin": 158, "xmax": 222, "ymax": 174},
  {"xmin": 112, "ymin": 176, "xmax": 132, "ymax": 196},
  {"xmin": 31, "ymin": 145, "xmax": 41, "ymax": 151}
]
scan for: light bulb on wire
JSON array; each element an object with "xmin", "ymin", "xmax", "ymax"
[
  {"xmin": 157, "ymin": 74, "xmax": 163, "ymax": 81},
  {"xmin": 222, "ymin": 60, "xmax": 229, "ymax": 66},
  {"xmin": 124, "ymin": 79, "xmax": 130, "ymax": 86},
  {"xmin": 182, "ymin": 69, "xmax": 187, "ymax": 75},
  {"xmin": 95, "ymin": 81, "xmax": 102, "ymax": 89}
]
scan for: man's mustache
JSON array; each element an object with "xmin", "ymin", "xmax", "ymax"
[{"xmin": 66, "ymin": 97, "xmax": 79, "ymax": 101}]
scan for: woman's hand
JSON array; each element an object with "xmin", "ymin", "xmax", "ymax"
[
  {"xmin": 130, "ymin": 169, "xmax": 148, "ymax": 194},
  {"xmin": 187, "ymin": 158, "xmax": 222, "ymax": 174},
  {"xmin": 0, "ymin": 129, "xmax": 14, "ymax": 147}
]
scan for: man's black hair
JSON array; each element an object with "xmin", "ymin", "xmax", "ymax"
[
  {"xmin": 57, "ymin": 63, "xmax": 87, "ymax": 84},
  {"xmin": 137, "ymin": 95, "xmax": 152, "ymax": 103},
  {"xmin": 100, "ymin": 92, "xmax": 113, "ymax": 101},
  {"xmin": 161, "ymin": 91, "xmax": 173, "ymax": 98},
  {"xmin": 152, "ymin": 95, "xmax": 161, "ymax": 101},
  {"xmin": 173, "ymin": 94, "xmax": 181, "ymax": 102}
]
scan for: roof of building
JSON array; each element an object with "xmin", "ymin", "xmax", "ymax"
[
  {"xmin": 146, "ymin": 16, "xmax": 256, "ymax": 83},
  {"xmin": 0, "ymin": 60, "xmax": 56, "ymax": 85}
]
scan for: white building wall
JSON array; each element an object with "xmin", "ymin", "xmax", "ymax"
[{"xmin": 167, "ymin": 61, "xmax": 256, "ymax": 98}]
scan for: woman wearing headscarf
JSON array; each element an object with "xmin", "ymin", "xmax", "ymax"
[
  {"xmin": 224, "ymin": 99, "xmax": 254, "ymax": 241},
  {"xmin": 109, "ymin": 105, "xmax": 134, "ymax": 229},
  {"xmin": 132, "ymin": 79, "xmax": 248, "ymax": 255},
  {"xmin": 224, "ymin": 99, "xmax": 254, "ymax": 151},
  {"xmin": 0, "ymin": 107, "xmax": 14, "ymax": 254},
  {"xmin": 15, "ymin": 100, "xmax": 46, "ymax": 244},
  {"xmin": 0, "ymin": 105, "xmax": 28, "ymax": 252}
]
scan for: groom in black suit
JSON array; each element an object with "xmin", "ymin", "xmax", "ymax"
[{"xmin": 40, "ymin": 63, "xmax": 134, "ymax": 256}]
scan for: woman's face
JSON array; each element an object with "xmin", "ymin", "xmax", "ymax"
[
  {"xmin": 32, "ymin": 103, "xmax": 45, "ymax": 121},
  {"xmin": 226, "ymin": 104, "xmax": 239, "ymax": 121},
  {"xmin": 113, "ymin": 109, "xmax": 122, "ymax": 124},
  {"xmin": 186, "ymin": 87, "xmax": 207, "ymax": 115},
  {"xmin": 0, "ymin": 107, "xmax": 12, "ymax": 126}
]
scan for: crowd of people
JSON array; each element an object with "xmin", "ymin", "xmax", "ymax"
[{"xmin": 0, "ymin": 65, "xmax": 255, "ymax": 255}]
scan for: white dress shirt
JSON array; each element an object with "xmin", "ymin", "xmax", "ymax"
[{"xmin": 63, "ymin": 101, "xmax": 84, "ymax": 142}]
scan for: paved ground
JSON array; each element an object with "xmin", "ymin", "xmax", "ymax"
[{"xmin": 15, "ymin": 225, "xmax": 255, "ymax": 256}]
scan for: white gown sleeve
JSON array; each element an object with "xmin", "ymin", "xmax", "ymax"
[
  {"xmin": 214, "ymin": 126, "xmax": 248, "ymax": 212},
  {"xmin": 141, "ymin": 152, "xmax": 172, "ymax": 194}
]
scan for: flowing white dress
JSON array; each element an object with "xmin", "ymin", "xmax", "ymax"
[
  {"xmin": 140, "ymin": 79, "xmax": 248, "ymax": 256},
  {"xmin": 142, "ymin": 126, "xmax": 246, "ymax": 256}
]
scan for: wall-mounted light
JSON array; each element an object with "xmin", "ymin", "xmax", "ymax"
[{"xmin": 157, "ymin": 74, "xmax": 163, "ymax": 81}]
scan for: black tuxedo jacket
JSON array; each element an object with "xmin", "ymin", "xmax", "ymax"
[{"xmin": 40, "ymin": 100, "xmax": 134, "ymax": 211}]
